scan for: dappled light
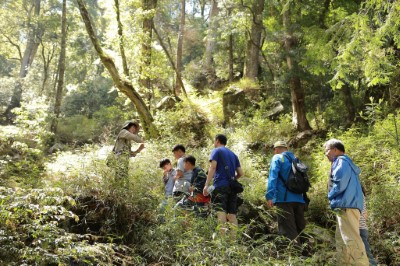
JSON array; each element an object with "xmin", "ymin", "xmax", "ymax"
[{"xmin": 1, "ymin": 0, "xmax": 400, "ymax": 264}]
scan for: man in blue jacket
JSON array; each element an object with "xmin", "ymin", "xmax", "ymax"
[
  {"xmin": 324, "ymin": 139, "xmax": 368, "ymax": 265},
  {"xmin": 265, "ymin": 141, "xmax": 306, "ymax": 241}
]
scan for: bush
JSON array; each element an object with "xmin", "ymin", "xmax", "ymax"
[
  {"xmin": 154, "ymin": 100, "xmax": 212, "ymax": 147},
  {"xmin": 0, "ymin": 186, "xmax": 143, "ymax": 265}
]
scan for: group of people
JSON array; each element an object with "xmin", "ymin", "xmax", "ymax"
[
  {"xmin": 266, "ymin": 139, "xmax": 376, "ymax": 265},
  {"xmin": 160, "ymin": 135, "xmax": 243, "ymax": 229},
  {"xmin": 110, "ymin": 120, "xmax": 377, "ymax": 265}
]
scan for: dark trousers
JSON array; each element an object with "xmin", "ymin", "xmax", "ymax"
[{"xmin": 275, "ymin": 202, "xmax": 306, "ymax": 241}]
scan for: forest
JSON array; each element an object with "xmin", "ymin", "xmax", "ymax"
[{"xmin": 0, "ymin": 0, "xmax": 399, "ymax": 264}]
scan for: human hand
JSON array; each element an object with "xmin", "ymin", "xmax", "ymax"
[
  {"xmin": 203, "ymin": 185, "xmax": 209, "ymax": 196},
  {"xmin": 267, "ymin": 200, "xmax": 274, "ymax": 208},
  {"xmin": 138, "ymin": 143, "xmax": 145, "ymax": 151}
]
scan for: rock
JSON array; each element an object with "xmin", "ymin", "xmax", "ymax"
[
  {"xmin": 288, "ymin": 130, "xmax": 314, "ymax": 148},
  {"xmin": 265, "ymin": 101, "xmax": 284, "ymax": 121},
  {"xmin": 156, "ymin": 96, "xmax": 178, "ymax": 111},
  {"xmin": 48, "ymin": 143, "xmax": 65, "ymax": 154},
  {"xmin": 222, "ymin": 87, "xmax": 260, "ymax": 122}
]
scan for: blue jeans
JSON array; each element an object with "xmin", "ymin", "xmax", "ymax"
[{"xmin": 360, "ymin": 228, "xmax": 377, "ymax": 266}]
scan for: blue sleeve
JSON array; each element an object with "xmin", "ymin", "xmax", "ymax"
[
  {"xmin": 265, "ymin": 155, "xmax": 281, "ymax": 200},
  {"xmin": 235, "ymin": 154, "xmax": 241, "ymax": 168},
  {"xmin": 328, "ymin": 159, "xmax": 351, "ymax": 200},
  {"xmin": 210, "ymin": 148, "xmax": 218, "ymax": 162}
]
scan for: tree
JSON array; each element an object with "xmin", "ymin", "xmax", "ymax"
[
  {"xmin": 175, "ymin": 0, "xmax": 186, "ymax": 96},
  {"xmin": 114, "ymin": 0, "xmax": 129, "ymax": 77},
  {"xmin": 50, "ymin": 0, "xmax": 67, "ymax": 134},
  {"xmin": 203, "ymin": 0, "xmax": 220, "ymax": 86},
  {"xmin": 76, "ymin": 0, "xmax": 158, "ymax": 138},
  {"xmin": 243, "ymin": 0, "xmax": 264, "ymax": 80},
  {"xmin": 282, "ymin": 1, "xmax": 312, "ymax": 131},
  {"xmin": 139, "ymin": 0, "xmax": 158, "ymax": 106},
  {"xmin": 2, "ymin": 0, "xmax": 43, "ymax": 123}
]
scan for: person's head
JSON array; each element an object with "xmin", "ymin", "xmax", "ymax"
[
  {"xmin": 172, "ymin": 144, "xmax": 186, "ymax": 159},
  {"xmin": 123, "ymin": 120, "xmax": 140, "ymax": 134},
  {"xmin": 183, "ymin": 155, "xmax": 196, "ymax": 171},
  {"xmin": 272, "ymin": 140, "xmax": 288, "ymax": 155},
  {"xmin": 214, "ymin": 134, "xmax": 227, "ymax": 147},
  {"xmin": 159, "ymin": 158, "xmax": 172, "ymax": 171},
  {"xmin": 323, "ymin": 138, "xmax": 345, "ymax": 162}
]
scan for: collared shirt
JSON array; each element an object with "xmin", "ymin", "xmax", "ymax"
[
  {"xmin": 114, "ymin": 129, "xmax": 143, "ymax": 155},
  {"xmin": 172, "ymin": 156, "xmax": 192, "ymax": 193}
]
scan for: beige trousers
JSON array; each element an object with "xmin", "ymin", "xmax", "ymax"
[{"xmin": 335, "ymin": 208, "xmax": 369, "ymax": 266}]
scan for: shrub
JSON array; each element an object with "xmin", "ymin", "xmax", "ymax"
[{"xmin": 154, "ymin": 100, "xmax": 211, "ymax": 147}]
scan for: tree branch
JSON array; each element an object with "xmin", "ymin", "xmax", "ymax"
[
  {"xmin": 152, "ymin": 21, "xmax": 187, "ymax": 97},
  {"xmin": 114, "ymin": 0, "xmax": 130, "ymax": 77}
]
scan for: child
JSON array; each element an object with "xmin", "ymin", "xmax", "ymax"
[
  {"xmin": 183, "ymin": 155, "xmax": 211, "ymax": 206},
  {"xmin": 159, "ymin": 158, "xmax": 176, "ymax": 197}
]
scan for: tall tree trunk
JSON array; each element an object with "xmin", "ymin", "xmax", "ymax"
[
  {"xmin": 341, "ymin": 83, "xmax": 356, "ymax": 127},
  {"xmin": 203, "ymin": 0, "xmax": 219, "ymax": 84},
  {"xmin": 228, "ymin": 33, "xmax": 234, "ymax": 82},
  {"xmin": 40, "ymin": 42, "xmax": 56, "ymax": 93},
  {"xmin": 228, "ymin": 8, "xmax": 234, "ymax": 82},
  {"xmin": 199, "ymin": 0, "xmax": 206, "ymax": 19},
  {"xmin": 114, "ymin": 0, "xmax": 129, "ymax": 77},
  {"xmin": 153, "ymin": 23, "xmax": 186, "ymax": 97},
  {"xmin": 50, "ymin": 0, "xmax": 67, "ymax": 134},
  {"xmin": 175, "ymin": 0, "xmax": 185, "ymax": 96},
  {"xmin": 139, "ymin": 0, "xmax": 157, "ymax": 106},
  {"xmin": 282, "ymin": 3, "xmax": 312, "ymax": 132},
  {"xmin": 244, "ymin": 0, "xmax": 264, "ymax": 80},
  {"xmin": 77, "ymin": 0, "xmax": 158, "ymax": 138},
  {"xmin": 2, "ymin": 0, "xmax": 43, "ymax": 123}
]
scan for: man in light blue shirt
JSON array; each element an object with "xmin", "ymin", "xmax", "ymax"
[{"xmin": 172, "ymin": 144, "xmax": 192, "ymax": 200}]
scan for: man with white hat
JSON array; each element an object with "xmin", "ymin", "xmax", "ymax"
[{"xmin": 265, "ymin": 140, "xmax": 306, "ymax": 241}]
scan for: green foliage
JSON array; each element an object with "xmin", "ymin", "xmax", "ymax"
[
  {"xmin": 0, "ymin": 99, "xmax": 52, "ymax": 187},
  {"xmin": 57, "ymin": 115, "xmax": 98, "ymax": 144},
  {"xmin": 61, "ymin": 76, "xmax": 117, "ymax": 118},
  {"xmin": 232, "ymin": 102, "xmax": 296, "ymax": 147},
  {"xmin": 154, "ymin": 100, "xmax": 212, "ymax": 147},
  {"xmin": 57, "ymin": 104, "xmax": 133, "ymax": 144},
  {"xmin": 0, "ymin": 186, "xmax": 142, "ymax": 265}
]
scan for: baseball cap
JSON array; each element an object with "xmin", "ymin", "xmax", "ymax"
[{"xmin": 273, "ymin": 140, "xmax": 287, "ymax": 148}]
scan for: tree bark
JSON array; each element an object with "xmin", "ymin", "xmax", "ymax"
[
  {"xmin": 203, "ymin": 0, "xmax": 219, "ymax": 83},
  {"xmin": 114, "ymin": 0, "xmax": 129, "ymax": 77},
  {"xmin": 175, "ymin": 0, "xmax": 185, "ymax": 96},
  {"xmin": 50, "ymin": 0, "xmax": 67, "ymax": 134},
  {"xmin": 153, "ymin": 23, "xmax": 186, "ymax": 97},
  {"xmin": 228, "ymin": 33, "xmax": 234, "ymax": 82},
  {"xmin": 282, "ymin": 3, "xmax": 312, "ymax": 131},
  {"xmin": 228, "ymin": 8, "xmax": 234, "ymax": 82},
  {"xmin": 244, "ymin": 0, "xmax": 264, "ymax": 80},
  {"xmin": 341, "ymin": 83, "xmax": 356, "ymax": 127},
  {"xmin": 198, "ymin": 0, "xmax": 206, "ymax": 19},
  {"xmin": 2, "ymin": 0, "xmax": 43, "ymax": 123},
  {"xmin": 139, "ymin": 0, "xmax": 157, "ymax": 105},
  {"xmin": 40, "ymin": 41, "xmax": 56, "ymax": 93},
  {"xmin": 76, "ymin": 0, "xmax": 158, "ymax": 138}
]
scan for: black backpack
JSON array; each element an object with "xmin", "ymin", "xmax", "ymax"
[
  {"xmin": 278, "ymin": 153, "xmax": 311, "ymax": 198},
  {"xmin": 191, "ymin": 167, "xmax": 207, "ymax": 192}
]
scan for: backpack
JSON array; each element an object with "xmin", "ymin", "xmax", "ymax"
[
  {"xmin": 191, "ymin": 167, "xmax": 207, "ymax": 192},
  {"xmin": 279, "ymin": 153, "xmax": 311, "ymax": 196}
]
